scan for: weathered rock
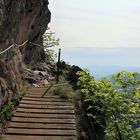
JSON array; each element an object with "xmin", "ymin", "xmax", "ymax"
[
  {"xmin": 34, "ymin": 70, "xmax": 40, "ymax": 75},
  {"xmin": 24, "ymin": 62, "xmax": 54, "ymax": 87},
  {"xmin": 40, "ymin": 79, "xmax": 49, "ymax": 86},
  {"xmin": 0, "ymin": 77, "xmax": 9, "ymax": 108},
  {"xmin": 8, "ymin": 90, "xmax": 14, "ymax": 101},
  {"xmin": 25, "ymin": 77, "xmax": 38, "ymax": 84},
  {"xmin": 0, "ymin": 0, "xmax": 51, "ymax": 107},
  {"xmin": 39, "ymin": 71, "xmax": 47, "ymax": 77},
  {"xmin": 32, "ymin": 62, "xmax": 51, "ymax": 71},
  {"xmin": 32, "ymin": 83, "xmax": 40, "ymax": 88}
]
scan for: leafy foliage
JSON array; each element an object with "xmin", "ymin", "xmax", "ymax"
[
  {"xmin": 67, "ymin": 65, "xmax": 82, "ymax": 88},
  {"xmin": 11, "ymin": 95, "xmax": 22, "ymax": 106},
  {"xmin": 43, "ymin": 29, "xmax": 59, "ymax": 48},
  {"xmin": 0, "ymin": 87, "xmax": 26, "ymax": 123},
  {"xmin": 77, "ymin": 70, "xmax": 140, "ymax": 140},
  {"xmin": 53, "ymin": 84, "xmax": 74, "ymax": 99},
  {"xmin": 0, "ymin": 101, "xmax": 13, "ymax": 123},
  {"xmin": 112, "ymin": 71, "xmax": 140, "ymax": 93},
  {"xmin": 43, "ymin": 29, "xmax": 59, "ymax": 62},
  {"xmin": 44, "ymin": 49, "xmax": 57, "ymax": 62}
]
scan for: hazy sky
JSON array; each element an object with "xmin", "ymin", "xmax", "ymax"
[{"xmin": 49, "ymin": 0, "xmax": 140, "ymax": 67}]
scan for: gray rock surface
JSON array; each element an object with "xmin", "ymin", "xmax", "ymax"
[
  {"xmin": 0, "ymin": 0, "xmax": 51, "ymax": 106},
  {"xmin": 25, "ymin": 62, "xmax": 55, "ymax": 87}
]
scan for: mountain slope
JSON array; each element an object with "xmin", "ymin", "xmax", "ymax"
[{"xmin": 88, "ymin": 65, "xmax": 140, "ymax": 79}]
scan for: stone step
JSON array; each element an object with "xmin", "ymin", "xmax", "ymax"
[
  {"xmin": 16, "ymin": 108, "xmax": 75, "ymax": 114},
  {"xmin": 19, "ymin": 104, "xmax": 74, "ymax": 110},
  {"xmin": 22, "ymin": 97, "xmax": 70, "ymax": 102},
  {"xmin": 24, "ymin": 95, "xmax": 61, "ymax": 98},
  {"xmin": 20, "ymin": 100, "xmax": 73, "ymax": 106},
  {"xmin": 4, "ymin": 135, "xmax": 76, "ymax": 140},
  {"xmin": 14, "ymin": 112, "xmax": 75, "ymax": 119},
  {"xmin": 3, "ymin": 87, "xmax": 77, "ymax": 140},
  {"xmin": 11, "ymin": 117, "xmax": 75, "ymax": 124},
  {"xmin": 8, "ymin": 122, "xmax": 76, "ymax": 129},
  {"xmin": 28, "ymin": 87, "xmax": 47, "ymax": 91},
  {"xmin": 6, "ymin": 128, "xmax": 77, "ymax": 136}
]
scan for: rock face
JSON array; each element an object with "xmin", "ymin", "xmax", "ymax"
[
  {"xmin": 25, "ymin": 62, "xmax": 55, "ymax": 87},
  {"xmin": 0, "ymin": 0, "xmax": 51, "ymax": 107}
]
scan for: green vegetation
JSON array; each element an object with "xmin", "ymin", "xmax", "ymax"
[
  {"xmin": 49, "ymin": 61, "xmax": 82, "ymax": 99},
  {"xmin": 43, "ymin": 29, "xmax": 59, "ymax": 62},
  {"xmin": 67, "ymin": 65, "xmax": 82, "ymax": 89},
  {"xmin": 77, "ymin": 70, "xmax": 140, "ymax": 140},
  {"xmin": 0, "ymin": 101, "xmax": 13, "ymax": 123},
  {"xmin": 0, "ymin": 86, "xmax": 27, "ymax": 124},
  {"xmin": 11, "ymin": 95, "xmax": 22, "ymax": 106},
  {"xmin": 17, "ymin": 86, "xmax": 28, "ymax": 96},
  {"xmin": 43, "ymin": 29, "xmax": 59, "ymax": 49},
  {"xmin": 112, "ymin": 71, "xmax": 140, "ymax": 93},
  {"xmin": 45, "ymin": 49, "xmax": 57, "ymax": 62},
  {"xmin": 53, "ymin": 84, "xmax": 74, "ymax": 99},
  {"xmin": 0, "ymin": 135, "xmax": 5, "ymax": 140},
  {"xmin": 74, "ymin": 91, "xmax": 90, "ymax": 140}
]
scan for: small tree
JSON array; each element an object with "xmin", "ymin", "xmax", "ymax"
[
  {"xmin": 43, "ymin": 28, "xmax": 60, "ymax": 62},
  {"xmin": 112, "ymin": 71, "xmax": 140, "ymax": 93},
  {"xmin": 77, "ymin": 70, "xmax": 140, "ymax": 140}
]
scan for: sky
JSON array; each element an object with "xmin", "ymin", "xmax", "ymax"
[{"xmin": 49, "ymin": 0, "xmax": 140, "ymax": 68}]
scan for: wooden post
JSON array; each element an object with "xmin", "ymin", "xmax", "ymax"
[{"xmin": 56, "ymin": 48, "xmax": 61, "ymax": 84}]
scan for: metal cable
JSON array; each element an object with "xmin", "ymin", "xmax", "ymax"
[
  {"xmin": 29, "ymin": 41, "xmax": 43, "ymax": 48},
  {"xmin": 0, "ymin": 40, "xmax": 28, "ymax": 55},
  {"xmin": 0, "ymin": 44, "xmax": 14, "ymax": 55},
  {"xmin": 14, "ymin": 40, "xmax": 28, "ymax": 47},
  {"xmin": 29, "ymin": 41, "xmax": 53, "ymax": 48},
  {"xmin": 0, "ymin": 39, "xmax": 54, "ymax": 56}
]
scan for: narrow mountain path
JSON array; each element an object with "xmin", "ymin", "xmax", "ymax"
[{"xmin": 3, "ymin": 87, "xmax": 77, "ymax": 140}]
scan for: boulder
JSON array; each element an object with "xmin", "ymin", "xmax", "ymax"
[
  {"xmin": 40, "ymin": 79, "xmax": 49, "ymax": 86},
  {"xmin": 25, "ymin": 77, "xmax": 38, "ymax": 84}
]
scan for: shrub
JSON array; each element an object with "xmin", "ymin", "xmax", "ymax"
[
  {"xmin": 11, "ymin": 95, "xmax": 22, "ymax": 106},
  {"xmin": 0, "ymin": 101, "xmax": 13, "ymax": 123},
  {"xmin": 17, "ymin": 87, "xmax": 28, "ymax": 96},
  {"xmin": 67, "ymin": 65, "xmax": 82, "ymax": 89},
  {"xmin": 53, "ymin": 84, "xmax": 74, "ymax": 99}
]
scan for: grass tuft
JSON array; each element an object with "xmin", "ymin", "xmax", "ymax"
[
  {"xmin": 53, "ymin": 84, "xmax": 74, "ymax": 99},
  {"xmin": 0, "ymin": 101, "xmax": 13, "ymax": 123}
]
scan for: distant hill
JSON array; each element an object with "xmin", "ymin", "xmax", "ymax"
[{"xmin": 88, "ymin": 65, "xmax": 140, "ymax": 79}]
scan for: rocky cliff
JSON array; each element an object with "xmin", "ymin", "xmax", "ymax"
[{"xmin": 0, "ymin": 0, "xmax": 51, "ymax": 107}]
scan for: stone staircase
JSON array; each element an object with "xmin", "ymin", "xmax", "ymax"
[{"xmin": 3, "ymin": 87, "xmax": 77, "ymax": 140}]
